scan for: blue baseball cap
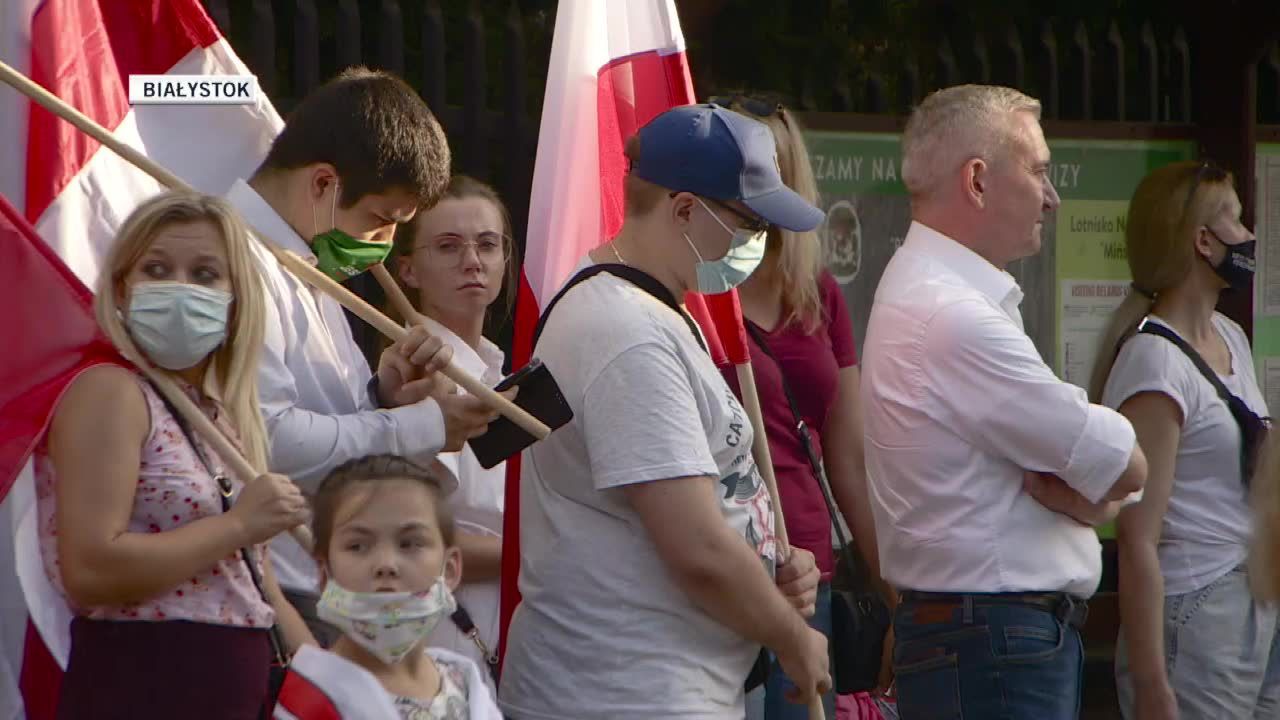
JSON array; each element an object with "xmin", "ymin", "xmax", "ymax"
[{"xmin": 632, "ymin": 103, "xmax": 824, "ymax": 232}]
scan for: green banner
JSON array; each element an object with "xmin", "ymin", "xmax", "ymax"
[{"xmin": 1051, "ymin": 140, "xmax": 1194, "ymax": 389}]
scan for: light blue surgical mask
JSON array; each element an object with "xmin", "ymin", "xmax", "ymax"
[
  {"xmin": 684, "ymin": 197, "xmax": 767, "ymax": 294},
  {"xmin": 127, "ymin": 281, "xmax": 232, "ymax": 370}
]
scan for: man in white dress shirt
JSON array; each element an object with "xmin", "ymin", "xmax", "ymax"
[
  {"xmin": 227, "ymin": 67, "xmax": 497, "ymax": 642},
  {"xmin": 861, "ymin": 84, "xmax": 1149, "ymax": 719}
]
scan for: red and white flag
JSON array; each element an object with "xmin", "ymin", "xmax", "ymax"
[
  {"xmin": 0, "ymin": 2, "xmax": 282, "ymax": 717},
  {"xmin": 499, "ymin": 0, "xmax": 751, "ymax": 658}
]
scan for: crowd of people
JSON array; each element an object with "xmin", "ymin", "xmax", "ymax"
[{"xmin": 25, "ymin": 65, "xmax": 1280, "ymax": 720}]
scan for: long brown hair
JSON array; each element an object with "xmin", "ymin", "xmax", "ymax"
[
  {"xmin": 1087, "ymin": 161, "xmax": 1236, "ymax": 402},
  {"xmin": 391, "ymin": 174, "xmax": 520, "ymax": 328},
  {"xmin": 719, "ymin": 95, "xmax": 823, "ymax": 332}
]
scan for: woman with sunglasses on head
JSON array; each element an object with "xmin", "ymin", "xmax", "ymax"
[
  {"xmin": 392, "ymin": 175, "xmax": 516, "ymax": 696},
  {"xmin": 1090, "ymin": 162, "xmax": 1279, "ymax": 720},
  {"xmin": 713, "ymin": 94, "xmax": 894, "ymax": 720}
]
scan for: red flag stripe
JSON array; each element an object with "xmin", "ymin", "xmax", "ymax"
[
  {"xmin": 700, "ymin": 291, "xmax": 750, "ymax": 367},
  {"xmin": 25, "ymin": 0, "xmax": 217, "ymax": 221},
  {"xmin": 0, "ymin": 191, "xmax": 125, "ymax": 500},
  {"xmin": 275, "ymin": 671, "xmax": 344, "ymax": 720}
]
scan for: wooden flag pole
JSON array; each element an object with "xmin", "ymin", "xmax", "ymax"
[
  {"xmin": 369, "ymin": 263, "xmax": 420, "ymax": 324},
  {"xmin": 0, "ymin": 59, "xmax": 548, "ymax": 440},
  {"xmin": 738, "ymin": 363, "xmax": 826, "ymax": 720},
  {"xmin": 140, "ymin": 367, "xmax": 315, "ymax": 551},
  {"xmin": 736, "ymin": 363, "xmax": 790, "ymax": 552},
  {"xmin": 276, "ymin": 252, "xmax": 547, "ymax": 438}
]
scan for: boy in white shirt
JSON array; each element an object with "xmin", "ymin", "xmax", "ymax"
[{"xmin": 227, "ymin": 67, "xmax": 497, "ymax": 641}]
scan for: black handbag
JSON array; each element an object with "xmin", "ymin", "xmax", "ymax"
[
  {"xmin": 152, "ymin": 385, "xmax": 290, "ymax": 718},
  {"xmin": 1137, "ymin": 318, "xmax": 1271, "ymax": 486},
  {"xmin": 745, "ymin": 323, "xmax": 891, "ymax": 695}
]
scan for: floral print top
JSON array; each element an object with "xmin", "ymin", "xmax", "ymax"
[
  {"xmin": 393, "ymin": 656, "xmax": 470, "ymax": 720},
  {"xmin": 36, "ymin": 374, "xmax": 274, "ymax": 628}
]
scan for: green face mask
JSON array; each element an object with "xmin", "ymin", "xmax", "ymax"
[{"xmin": 311, "ymin": 182, "xmax": 393, "ymax": 282}]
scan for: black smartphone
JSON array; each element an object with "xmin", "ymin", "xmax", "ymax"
[{"xmin": 468, "ymin": 358, "xmax": 572, "ymax": 469}]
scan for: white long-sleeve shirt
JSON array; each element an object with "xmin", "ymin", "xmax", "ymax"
[
  {"xmin": 227, "ymin": 180, "xmax": 446, "ymax": 594},
  {"xmin": 861, "ymin": 221, "xmax": 1136, "ymax": 597}
]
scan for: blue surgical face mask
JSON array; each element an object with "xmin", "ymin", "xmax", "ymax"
[
  {"xmin": 683, "ymin": 197, "xmax": 767, "ymax": 294},
  {"xmin": 127, "ymin": 281, "xmax": 232, "ymax": 370}
]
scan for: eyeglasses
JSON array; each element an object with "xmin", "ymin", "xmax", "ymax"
[
  {"xmin": 668, "ymin": 192, "xmax": 770, "ymax": 234},
  {"xmin": 413, "ymin": 232, "xmax": 509, "ymax": 268},
  {"xmin": 1182, "ymin": 161, "xmax": 1229, "ymax": 218}
]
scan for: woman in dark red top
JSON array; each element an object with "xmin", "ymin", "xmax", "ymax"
[{"xmin": 716, "ymin": 94, "xmax": 893, "ymax": 720}]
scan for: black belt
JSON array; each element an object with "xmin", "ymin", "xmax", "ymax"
[{"xmin": 899, "ymin": 590, "xmax": 1090, "ymax": 628}]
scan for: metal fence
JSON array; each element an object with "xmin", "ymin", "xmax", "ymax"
[{"xmin": 204, "ymin": 0, "xmax": 1280, "ymax": 353}]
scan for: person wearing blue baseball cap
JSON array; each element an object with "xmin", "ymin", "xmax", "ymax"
[{"xmin": 498, "ymin": 104, "xmax": 830, "ymax": 719}]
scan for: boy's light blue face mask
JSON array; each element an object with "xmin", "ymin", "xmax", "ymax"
[{"xmin": 683, "ymin": 197, "xmax": 767, "ymax": 295}]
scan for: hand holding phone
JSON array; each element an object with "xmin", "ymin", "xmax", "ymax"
[{"xmin": 467, "ymin": 358, "xmax": 572, "ymax": 468}]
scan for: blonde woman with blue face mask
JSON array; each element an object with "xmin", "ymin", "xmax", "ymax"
[{"xmin": 35, "ymin": 192, "xmax": 313, "ymax": 719}]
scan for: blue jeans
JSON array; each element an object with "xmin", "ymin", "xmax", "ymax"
[
  {"xmin": 746, "ymin": 582, "xmax": 837, "ymax": 720},
  {"xmin": 892, "ymin": 593, "xmax": 1084, "ymax": 720}
]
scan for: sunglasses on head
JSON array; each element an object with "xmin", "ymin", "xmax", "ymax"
[
  {"xmin": 1183, "ymin": 160, "xmax": 1229, "ymax": 217},
  {"xmin": 709, "ymin": 94, "xmax": 787, "ymax": 124}
]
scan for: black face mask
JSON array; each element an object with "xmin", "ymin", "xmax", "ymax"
[{"xmin": 1207, "ymin": 235, "xmax": 1256, "ymax": 291}]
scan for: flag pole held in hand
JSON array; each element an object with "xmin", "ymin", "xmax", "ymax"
[
  {"xmin": 140, "ymin": 366, "xmax": 315, "ymax": 552},
  {"xmin": 276, "ymin": 252, "xmax": 549, "ymax": 440},
  {"xmin": 696, "ymin": 291, "xmax": 826, "ymax": 720},
  {"xmin": 0, "ymin": 58, "xmax": 547, "ymax": 441}
]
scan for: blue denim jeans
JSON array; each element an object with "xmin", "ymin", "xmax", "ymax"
[
  {"xmin": 746, "ymin": 581, "xmax": 837, "ymax": 720},
  {"xmin": 891, "ymin": 593, "xmax": 1084, "ymax": 720}
]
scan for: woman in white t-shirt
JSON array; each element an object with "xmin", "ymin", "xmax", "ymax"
[
  {"xmin": 498, "ymin": 104, "xmax": 830, "ymax": 719},
  {"xmin": 1090, "ymin": 161, "xmax": 1278, "ymax": 720},
  {"xmin": 392, "ymin": 176, "xmax": 514, "ymax": 693}
]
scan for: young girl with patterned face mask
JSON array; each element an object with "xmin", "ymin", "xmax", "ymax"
[{"xmin": 272, "ymin": 455, "xmax": 502, "ymax": 720}]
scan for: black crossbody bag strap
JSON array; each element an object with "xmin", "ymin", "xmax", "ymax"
[
  {"xmin": 533, "ymin": 263, "xmax": 708, "ymax": 353},
  {"xmin": 449, "ymin": 605, "xmax": 500, "ymax": 683},
  {"xmin": 150, "ymin": 385, "xmax": 289, "ymax": 667},
  {"xmin": 1136, "ymin": 318, "xmax": 1270, "ymax": 486},
  {"xmin": 1138, "ymin": 319, "xmax": 1241, "ymax": 412},
  {"xmin": 744, "ymin": 324, "xmax": 892, "ymax": 695},
  {"xmin": 742, "ymin": 323, "xmax": 856, "ymax": 570}
]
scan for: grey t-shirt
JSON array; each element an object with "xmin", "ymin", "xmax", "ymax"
[
  {"xmin": 1102, "ymin": 313, "xmax": 1265, "ymax": 595},
  {"xmin": 498, "ymin": 266, "xmax": 777, "ymax": 719}
]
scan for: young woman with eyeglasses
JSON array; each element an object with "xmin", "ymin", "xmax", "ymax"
[{"xmin": 392, "ymin": 175, "xmax": 518, "ymax": 694}]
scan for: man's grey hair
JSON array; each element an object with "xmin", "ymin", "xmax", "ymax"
[{"xmin": 901, "ymin": 84, "xmax": 1042, "ymax": 199}]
